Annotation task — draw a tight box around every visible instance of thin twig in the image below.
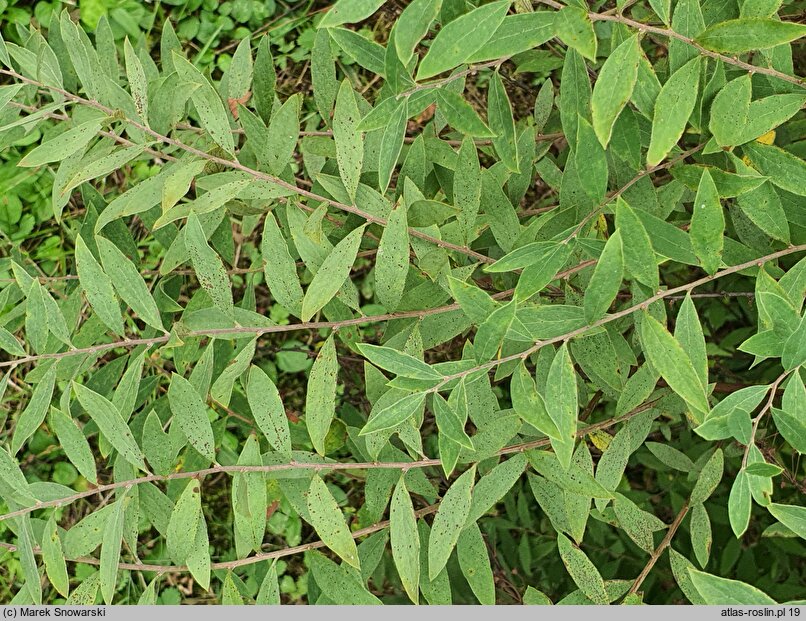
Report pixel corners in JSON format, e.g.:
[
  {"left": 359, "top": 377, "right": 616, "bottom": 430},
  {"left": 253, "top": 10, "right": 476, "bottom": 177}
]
[{"left": 626, "top": 500, "right": 691, "bottom": 597}]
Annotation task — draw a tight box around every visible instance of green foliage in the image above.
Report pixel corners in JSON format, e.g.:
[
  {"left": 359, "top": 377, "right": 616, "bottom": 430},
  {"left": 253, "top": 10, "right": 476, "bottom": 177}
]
[{"left": 0, "top": 0, "right": 804, "bottom": 607}]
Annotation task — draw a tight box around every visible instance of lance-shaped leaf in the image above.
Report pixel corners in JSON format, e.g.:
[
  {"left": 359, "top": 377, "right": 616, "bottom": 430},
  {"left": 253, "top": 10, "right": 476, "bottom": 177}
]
[
  {"left": 357, "top": 343, "right": 441, "bottom": 380},
  {"left": 185, "top": 211, "right": 234, "bottom": 317},
  {"left": 171, "top": 53, "right": 235, "bottom": 154},
  {"left": 742, "top": 142, "right": 806, "bottom": 197},
  {"left": 514, "top": 242, "right": 574, "bottom": 301},
  {"left": 695, "top": 18, "right": 806, "bottom": 54},
  {"left": 247, "top": 365, "right": 292, "bottom": 458},
  {"left": 319, "top": 0, "right": 386, "bottom": 28},
  {"left": 75, "top": 234, "right": 124, "bottom": 335},
  {"left": 100, "top": 493, "right": 127, "bottom": 604},
  {"left": 583, "top": 230, "right": 624, "bottom": 324},
  {"left": 19, "top": 117, "right": 103, "bottom": 167},
  {"left": 675, "top": 294, "right": 708, "bottom": 390},
  {"left": 395, "top": 0, "right": 442, "bottom": 65},
  {"left": 390, "top": 476, "right": 420, "bottom": 604},
  {"left": 210, "top": 336, "right": 256, "bottom": 407},
  {"left": 375, "top": 202, "right": 410, "bottom": 312},
  {"left": 554, "top": 6, "right": 597, "bottom": 61},
  {"left": 457, "top": 522, "right": 495, "bottom": 604},
  {"left": 640, "top": 312, "right": 710, "bottom": 420},
  {"left": 0, "top": 447, "right": 36, "bottom": 506},
  {"left": 488, "top": 72, "right": 519, "bottom": 172},
  {"left": 301, "top": 224, "right": 366, "bottom": 321},
  {"left": 96, "top": 236, "right": 163, "bottom": 331},
  {"left": 333, "top": 80, "right": 363, "bottom": 200},
  {"left": 557, "top": 533, "right": 608, "bottom": 605},
  {"left": 614, "top": 198, "right": 658, "bottom": 290},
  {"left": 646, "top": 57, "right": 701, "bottom": 167},
  {"left": 688, "top": 568, "right": 777, "bottom": 604},
  {"left": 728, "top": 470, "right": 752, "bottom": 538},
  {"left": 49, "top": 407, "right": 97, "bottom": 484},
  {"left": 12, "top": 363, "right": 56, "bottom": 455},
  {"left": 261, "top": 214, "right": 304, "bottom": 317},
  {"left": 767, "top": 503, "right": 806, "bottom": 540},
  {"left": 361, "top": 391, "right": 427, "bottom": 436},
  {"left": 455, "top": 137, "right": 482, "bottom": 244},
  {"left": 266, "top": 94, "right": 301, "bottom": 175},
  {"left": 433, "top": 393, "right": 473, "bottom": 450},
  {"left": 545, "top": 344, "right": 578, "bottom": 469},
  {"left": 166, "top": 481, "right": 202, "bottom": 563},
  {"left": 428, "top": 465, "right": 476, "bottom": 580},
  {"left": 691, "top": 448, "right": 724, "bottom": 505},
  {"left": 416, "top": 1, "right": 509, "bottom": 79},
  {"left": 378, "top": 99, "right": 408, "bottom": 195},
  {"left": 591, "top": 35, "right": 641, "bottom": 148},
  {"left": 306, "top": 474, "right": 360, "bottom": 569},
  {"left": 690, "top": 169, "right": 724, "bottom": 275},
  {"left": 42, "top": 516, "right": 69, "bottom": 598},
  {"left": 167, "top": 373, "right": 216, "bottom": 463},
  {"left": 510, "top": 363, "right": 561, "bottom": 438},
  {"left": 474, "top": 299, "right": 517, "bottom": 362},
  {"left": 73, "top": 383, "right": 146, "bottom": 471},
  {"left": 306, "top": 335, "right": 338, "bottom": 456},
  {"left": 467, "top": 453, "right": 528, "bottom": 524},
  {"left": 437, "top": 89, "right": 494, "bottom": 138}
]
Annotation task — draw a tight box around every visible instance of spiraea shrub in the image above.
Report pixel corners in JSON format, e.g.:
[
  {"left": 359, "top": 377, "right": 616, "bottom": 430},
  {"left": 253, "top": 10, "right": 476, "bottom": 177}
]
[{"left": 0, "top": 0, "right": 805, "bottom": 606}]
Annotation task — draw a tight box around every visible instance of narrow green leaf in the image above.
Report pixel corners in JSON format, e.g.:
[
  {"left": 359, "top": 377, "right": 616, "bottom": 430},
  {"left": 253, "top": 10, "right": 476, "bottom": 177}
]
[
  {"left": 695, "top": 18, "right": 806, "bottom": 53},
  {"left": 591, "top": 35, "right": 640, "bottom": 147},
  {"left": 100, "top": 494, "right": 126, "bottom": 604},
  {"left": 646, "top": 57, "right": 701, "bottom": 167},
  {"left": 545, "top": 344, "right": 578, "bottom": 469},
  {"left": 689, "top": 502, "right": 712, "bottom": 567},
  {"left": 510, "top": 364, "right": 561, "bottom": 438},
  {"left": 171, "top": 53, "right": 235, "bottom": 154},
  {"left": 436, "top": 89, "right": 494, "bottom": 137},
  {"left": 11, "top": 364, "right": 56, "bottom": 455},
  {"left": 185, "top": 211, "right": 234, "bottom": 317},
  {"left": 306, "top": 474, "right": 360, "bottom": 569},
  {"left": 474, "top": 299, "right": 517, "bottom": 362},
  {"left": 319, "top": 0, "right": 386, "bottom": 28},
  {"left": 166, "top": 480, "right": 202, "bottom": 563},
  {"left": 675, "top": 294, "right": 708, "bottom": 390},
  {"left": 615, "top": 198, "right": 658, "bottom": 290},
  {"left": 42, "top": 516, "right": 69, "bottom": 598},
  {"left": 555, "top": 6, "right": 597, "bottom": 61},
  {"left": 333, "top": 80, "right": 363, "bottom": 201},
  {"left": 261, "top": 214, "right": 304, "bottom": 317},
  {"left": 375, "top": 202, "right": 410, "bottom": 312},
  {"left": 729, "top": 470, "right": 752, "bottom": 538},
  {"left": 743, "top": 141, "right": 806, "bottom": 197},
  {"left": 49, "top": 407, "right": 97, "bottom": 485},
  {"left": 467, "top": 453, "right": 527, "bottom": 523},
  {"left": 167, "top": 373, "right": 216, "bottom": 463},
  {"left": 19, "top": 118, "right": 102, "bottom": 167},
  {"left": 488, "top": 72, "right": 519, "bottom": 172},
  {"left": 301, "top": 224, "right": 366, "bottom": 322},
  {"left": 73, "top": 382, "right": 146, "bottom": 471},
  {"left": 306, "top": 335, "right": 338, "bottom": 455},
  {"left": 457, "top": 522, "right": 495, "bottom": 604},
  {"left": 640, "top": 312, "right": 709, "bottom": 420},
  {"left": 690, "top": 169, "right": 724, "bottom": 275},
  {"left": 688, "top": 568, "right": 777, "bottom": 604},
  {"left": 123, "top": 38, "right": 148, "bottom": 122},
  {"left": 691, "top": 449, "right": 724, "bottom": 505},
  {"left": 428, "top": 465, "right": 476, "bottom": 580},
  {"left": 583, "top": 230, "right": 624, "bottom": 324},
  {"left": 378, "top": 100, "right": 408, "bottom": 195},
  {"left": 358, "top": 343, "right": 441, "bottom": 380},
  {"left": 247, "top": 365, "right": 292, "bottom": 458},
  {"left": 416, "top": 1, "right": 509, "bottom": 79},
  {"left": 433, "top": 394, "right": 473, "bottom": 450},
  {"left": 390, "top": 477, "right": 420, "bottom": 604},
  {"left": 96, "top": 236, "right": 163, "bottom": 331},
  {"left": 767, "top": 503, "right": 806, "bottom": 541},
  {"left": 360, "top": 391, "right": 426, "bottom": 436},
  {"left": 557, "top": 533, "right": 608, "bottom": 605},
  {"left": 265, "top": 94, "right": 301, "bottom": 175},
  {"left": 75, "top": 234, "right": 124, "bottom": 335},
  {"left": 396, "top": 0, "right": 442, "bottom": 65}
]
